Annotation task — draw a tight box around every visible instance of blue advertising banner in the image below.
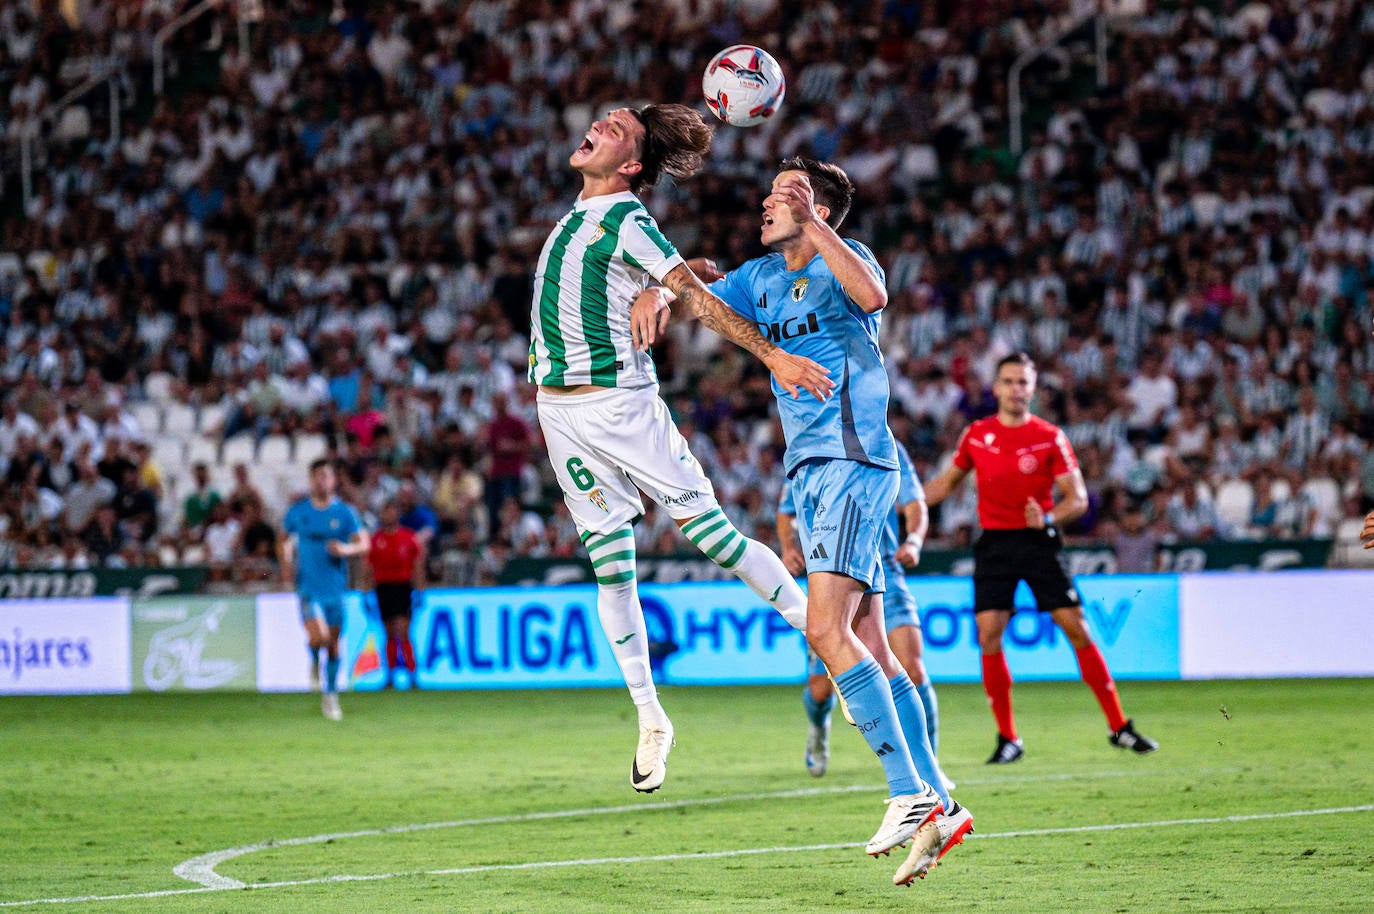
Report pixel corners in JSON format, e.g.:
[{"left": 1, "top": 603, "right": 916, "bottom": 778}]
[
  {"left": 341, "top": 575, "right": 1178, "bottom": 690},
  {"left": 916, "top": 574, "right": 1180, "bottom": 683},
  {"left": 342, "top": 582, "right": 806, "bottom": 690}
]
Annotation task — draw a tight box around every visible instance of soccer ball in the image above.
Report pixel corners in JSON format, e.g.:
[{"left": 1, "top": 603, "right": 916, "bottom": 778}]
[{"left": 702, "top": 45, "right": 785, "bottom": 127}]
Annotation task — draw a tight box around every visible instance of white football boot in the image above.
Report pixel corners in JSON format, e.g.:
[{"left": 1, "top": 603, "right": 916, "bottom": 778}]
[
  {"left": 893, "top": 800, "right": 975, "bottom": 884},
  {"left": 631, "top": 720, "right": 674, "bottom": 793},
  {"left": 865, "top": 785, "right": 943, "bottom": 856}
]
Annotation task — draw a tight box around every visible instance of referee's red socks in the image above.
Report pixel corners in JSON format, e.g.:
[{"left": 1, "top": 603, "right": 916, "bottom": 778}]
[
  {"left": 1074, "top": 644, "right": 1128, "bottom": 732},
  {"left": 980, "top": 652, "right": 1018, "bottom": 740}
]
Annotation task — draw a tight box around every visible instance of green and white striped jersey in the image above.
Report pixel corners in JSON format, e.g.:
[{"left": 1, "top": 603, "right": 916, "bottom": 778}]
[{"left": 528, "top": 191, "right": 684, "bottom": 388}]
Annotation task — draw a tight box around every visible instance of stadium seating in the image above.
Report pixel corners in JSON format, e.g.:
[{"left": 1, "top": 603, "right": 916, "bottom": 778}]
[{"left": 1, "top": 0, "right": 1370, "bottom": 577}]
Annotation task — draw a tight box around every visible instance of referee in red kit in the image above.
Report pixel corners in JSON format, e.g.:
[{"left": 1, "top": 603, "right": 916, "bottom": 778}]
[
  {"left": 367, "top": 500, "right": 425, "bottom": 689},
  {"left": 923, "top": 352, "right": 1157, "bottom": 763}
]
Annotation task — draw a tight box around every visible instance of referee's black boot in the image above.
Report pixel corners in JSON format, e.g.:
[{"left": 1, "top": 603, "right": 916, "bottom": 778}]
[
  {"left": 1110, "top": 720, "right": 1159, "bottom": 754},
  {"left": 985, "top": 734, "right": 1024, "bottom": 764}
]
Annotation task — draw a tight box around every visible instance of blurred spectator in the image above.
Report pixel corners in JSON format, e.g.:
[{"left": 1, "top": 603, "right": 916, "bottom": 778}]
[
  {"left": 203, "top": 502, "right": 241, "bottom": 578},
  {"left": 182, "top": 463, "right": 222, "bottom": 535},
  {"left": 1112, "top": 507, "right": 1160, "bottom": 573},
  {"left": 396, "top": 480, "right": 437, "bottom": 551},
  {"left": 482, "top": 391, "right": 531, "bottom": 533},
  {"left": 113, "top": 464, "right": 158, "bottom": 546},
  {"left": 236, "top": 497, "right": 277, "bottom": 581},
  {"left": 64, "top": 460, "right": 115, "bottom": 535},
  {"left": 1165, "top": 479, "right": 1220, "bottom": 541},
  {"left": 82, "top": 505, "right": 124, "bottom": 566}
]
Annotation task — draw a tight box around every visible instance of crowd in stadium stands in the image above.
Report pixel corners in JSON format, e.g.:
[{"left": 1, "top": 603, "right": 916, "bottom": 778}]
[{"left": 1, "top": 0, "right": 1373, "bottom": 580}]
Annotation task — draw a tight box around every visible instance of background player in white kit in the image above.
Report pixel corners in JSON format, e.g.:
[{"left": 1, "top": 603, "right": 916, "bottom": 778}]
[{"left": 529, "top": 103, "right": 833, "bottom": 793}]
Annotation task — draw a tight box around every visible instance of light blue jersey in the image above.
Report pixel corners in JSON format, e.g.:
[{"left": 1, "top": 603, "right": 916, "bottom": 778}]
[
  {"left": 709, "top": 241, "right": 896, "bottom": 475},
  {"left": 283, "top": 497, "right": 362, "bottom": 606}
]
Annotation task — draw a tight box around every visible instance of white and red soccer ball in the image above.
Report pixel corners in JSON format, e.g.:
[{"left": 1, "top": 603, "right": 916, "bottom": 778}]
[{"left": 702, "top": 45, "right": 785, "bottom": 127}]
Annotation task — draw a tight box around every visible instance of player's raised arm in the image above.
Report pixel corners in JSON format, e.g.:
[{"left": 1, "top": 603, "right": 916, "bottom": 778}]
[
  {"left": 660, "top": 262, "right": 835, "bottom": 400},
  {"left": 630, "top": 258, "right": 724, "bottom": 350},
  {"left": 771, "top": 172, "right": 887, "bottom": 313}
]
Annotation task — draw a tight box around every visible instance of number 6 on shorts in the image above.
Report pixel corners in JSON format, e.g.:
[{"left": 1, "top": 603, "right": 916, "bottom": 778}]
[{"left": 566, "top": 457, "right": 595, "bottom": 491}]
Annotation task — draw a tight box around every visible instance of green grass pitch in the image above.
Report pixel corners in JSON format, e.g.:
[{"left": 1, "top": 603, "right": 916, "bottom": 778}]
[{"left": 3, "top": 678, "right": 1371, "bottom": 913}]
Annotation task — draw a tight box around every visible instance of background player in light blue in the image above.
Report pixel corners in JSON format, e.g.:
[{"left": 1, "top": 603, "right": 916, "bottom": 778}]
[
  {"left": 777, "top": 442, "right": 953, "bottom": 792},
  {"left": 279, "top": 458, "right": 369, "bottom": 720},
  {"left": 637, "top": 157, "right": 972, "bottom": 881}
]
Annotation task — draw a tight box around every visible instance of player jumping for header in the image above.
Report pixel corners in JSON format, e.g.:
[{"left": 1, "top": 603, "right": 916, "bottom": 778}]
[
  {"left": 636, "top": 157, "right": 972, "bottom": 884},
  {"left": 530, "top": 104, "right": 831, "bottom": 794}
]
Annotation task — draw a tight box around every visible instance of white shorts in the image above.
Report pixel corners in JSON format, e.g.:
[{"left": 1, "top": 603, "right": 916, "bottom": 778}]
[{"left": 537, "top": 385, "right": 718, "bottom": 538}]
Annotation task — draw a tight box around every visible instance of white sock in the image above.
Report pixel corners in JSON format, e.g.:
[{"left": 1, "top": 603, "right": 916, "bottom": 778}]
[
  {"left": 681, "top": 507, "right": 807, "bottom": 631},
  {"left": 586, "top": 527, "right": 666, "bottom": 726}
]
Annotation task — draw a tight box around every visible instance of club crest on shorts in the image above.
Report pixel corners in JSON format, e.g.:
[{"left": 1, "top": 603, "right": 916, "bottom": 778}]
[
  {"left": 791, "top": 277, "right": 809, "bottom": 302},
  {"left": 587, "top": 488, "right": 609, "bottom": 512}
]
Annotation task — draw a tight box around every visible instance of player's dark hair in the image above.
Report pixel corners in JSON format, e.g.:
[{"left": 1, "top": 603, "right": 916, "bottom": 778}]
[
  {"left": 308, "top": 457, "right": 332, "bottom": 474},
  {"left": 777, "top": 156, "right": 854, "bottom": 228},
  {"left": 629, "top": 104, "right": 713, "bottom": 191},
  {"left": 996, "top": 352, "right": 1037, "bottom": 374}
]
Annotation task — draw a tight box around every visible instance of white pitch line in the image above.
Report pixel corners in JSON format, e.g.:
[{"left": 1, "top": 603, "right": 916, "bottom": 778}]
[
  {"left": 171, "top": 764, "right": 1243, "bottom": 890},
  {"left": 3, "top": 804, "right": 1371, "bottom": 909},
  {"left": 172, "top": 783, "right": 878, "bottom": 889}
]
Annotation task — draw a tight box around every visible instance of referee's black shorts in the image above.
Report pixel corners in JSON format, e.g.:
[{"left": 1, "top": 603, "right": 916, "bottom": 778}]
[
  {"left": 972, "top": 528, "right": 1082, "bottom": 613},
  {"left": 374, "top": 582, "right": 414, "bottom": 620}
]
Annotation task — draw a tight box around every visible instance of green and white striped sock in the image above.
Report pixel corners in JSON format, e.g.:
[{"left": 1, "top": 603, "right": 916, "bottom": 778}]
[
  {"left": 680, "top": 507, "right": 749, "bottom": 569},
  {"left": 680, "top": 507, "right": 808, "bottom": 631},
  {"left": 585, "top": 527, "right": 637, "bottom": 586}
]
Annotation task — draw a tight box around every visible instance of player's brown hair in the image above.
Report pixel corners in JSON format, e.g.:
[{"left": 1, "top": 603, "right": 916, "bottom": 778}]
[
  {"left": 777, "top": 156, "right": 855, "bottom": 228},
  {"left": 629, "top": 104, "right": 714, "bottom": 191}
]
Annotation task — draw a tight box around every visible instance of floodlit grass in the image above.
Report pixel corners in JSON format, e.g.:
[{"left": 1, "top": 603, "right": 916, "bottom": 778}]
[{"left": 3, "top": 679, "right": 1371, "bottom": 912}]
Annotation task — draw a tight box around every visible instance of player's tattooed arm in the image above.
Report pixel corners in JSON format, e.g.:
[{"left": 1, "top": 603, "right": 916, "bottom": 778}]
[
  {"left": 661, "top": 263, "right": 835, "bottom": 400},
  {"left": 631, "top": 259, "right": 725, "bottom": 350},
  {"left": 661, "top": 263, "right": 773, "bottom": 360}
]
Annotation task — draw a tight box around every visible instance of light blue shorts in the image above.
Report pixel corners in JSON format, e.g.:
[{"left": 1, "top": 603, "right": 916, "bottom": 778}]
[
  {"left": 299, "top": 593, "right": 344, "bottom": 629},
  {"left": 791, "top": 458, "right": 898, "bottom": 593},
  {"left": 881, "top": 556, "right": 920, "bottom": 633}
]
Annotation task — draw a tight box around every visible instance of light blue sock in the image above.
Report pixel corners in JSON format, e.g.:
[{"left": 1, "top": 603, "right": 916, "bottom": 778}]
[
  {"left": 325, "top": 656, "right": 340, "bottom": 694},
  {"left": 833, "top": 656, "right": 919, "bottom": 797},
  {"left": 890, "top": 674, "right": 950, "bottom": 809},
  {"left": 915, "top": 681, "right": 940, "bottom": 751},
  {"left": 803, "top": 688, "right": 835, "bottom": 728}
]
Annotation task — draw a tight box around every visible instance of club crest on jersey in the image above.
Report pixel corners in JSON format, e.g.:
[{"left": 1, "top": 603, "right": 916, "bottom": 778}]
[
  {"left": 1018, "top": 454, "right": 1039, "bottom": 474},
  {"left": 329, "top": 518, "right": 339, "bottom": 530},
  {"left": 587, "top": 488, "right": 609, "bottom": 512},
  {"left": 791, "top": 277, "right": 809, "bottom": 302},
  {"left": 983, "top": 433, "right": 996, "bottom": 445},
  {"left": 588, "top": 224, "right": 606, "bottom": 245}
]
